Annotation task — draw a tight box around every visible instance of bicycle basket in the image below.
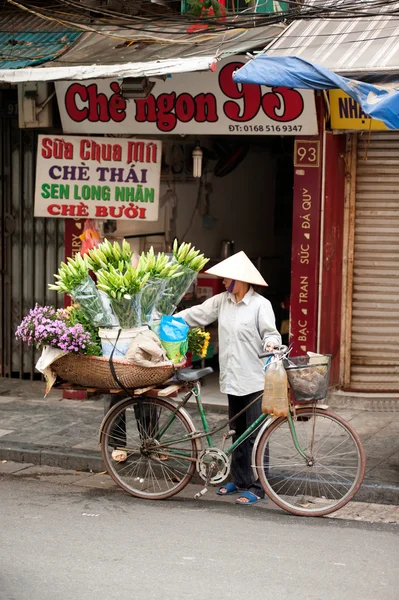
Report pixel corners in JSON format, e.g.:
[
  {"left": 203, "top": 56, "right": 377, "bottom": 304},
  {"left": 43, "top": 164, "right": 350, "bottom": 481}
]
[{"left": 283, "top": 355, "right": 331, "bottom": 403}]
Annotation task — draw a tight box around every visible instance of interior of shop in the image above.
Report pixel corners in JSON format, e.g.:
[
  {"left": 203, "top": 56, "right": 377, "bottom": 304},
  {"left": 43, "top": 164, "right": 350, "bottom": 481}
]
[{"left": 113, "top": 135, "right": 294, "bottom": 381}]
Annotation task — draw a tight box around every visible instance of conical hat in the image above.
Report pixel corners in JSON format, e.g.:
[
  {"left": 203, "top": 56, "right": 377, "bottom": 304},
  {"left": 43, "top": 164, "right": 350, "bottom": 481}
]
[{"left": 205, "top": 251, "right": 268, "bottom": 286}]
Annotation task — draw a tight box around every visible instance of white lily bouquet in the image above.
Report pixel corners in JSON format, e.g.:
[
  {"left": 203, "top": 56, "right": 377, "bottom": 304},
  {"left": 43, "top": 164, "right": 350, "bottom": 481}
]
[
  {"left": 49, "top": 239, "right": 210, "bottom": 330},
  {"left": 155, "top": 241, "right": 209, "bottom": 316}
]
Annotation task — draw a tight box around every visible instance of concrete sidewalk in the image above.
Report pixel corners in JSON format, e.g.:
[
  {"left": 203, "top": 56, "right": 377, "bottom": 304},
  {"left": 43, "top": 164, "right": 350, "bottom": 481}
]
[{"left": 0, "top": 376, "right": 398, "bottom": 505}]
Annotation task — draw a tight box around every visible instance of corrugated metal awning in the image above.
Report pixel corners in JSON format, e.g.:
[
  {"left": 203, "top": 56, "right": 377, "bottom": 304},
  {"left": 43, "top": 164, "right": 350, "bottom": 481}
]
[
  {"left": 0, "top": 12, "right": 81, "bottom": 69},
  {"left": 264, "top": 1, "right": 399, "bottom": 77},
  {"left": 0, "top": 20, "right": 285, "bottom": 82}
]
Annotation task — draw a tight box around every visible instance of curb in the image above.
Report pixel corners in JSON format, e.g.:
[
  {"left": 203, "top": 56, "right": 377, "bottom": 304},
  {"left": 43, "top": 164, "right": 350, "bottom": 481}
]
[
  {"left": 1, "top": 440, "right": 398, "bottom": 506},
  {"left": 328, "top": 392, "right": 399, "bottom": 411},
  {"left": 0, "top": 441, "right": 103, "bottom": 473}
]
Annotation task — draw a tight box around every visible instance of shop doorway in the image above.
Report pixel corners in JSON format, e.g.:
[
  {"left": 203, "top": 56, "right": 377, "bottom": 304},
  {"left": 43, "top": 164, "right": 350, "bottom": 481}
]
[{"left": 164, "top": 134, "right": 295, "bottom": 371}]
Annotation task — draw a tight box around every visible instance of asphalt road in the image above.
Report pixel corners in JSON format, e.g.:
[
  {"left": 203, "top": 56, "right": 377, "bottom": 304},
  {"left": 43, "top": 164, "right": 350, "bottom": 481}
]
[{"left": 1, "top": 475, "right": 398, "bottom": 600}]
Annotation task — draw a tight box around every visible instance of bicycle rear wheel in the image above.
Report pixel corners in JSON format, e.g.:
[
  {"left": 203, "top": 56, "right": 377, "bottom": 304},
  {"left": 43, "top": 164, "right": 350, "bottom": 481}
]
[
  {"left": 255, "top": 408, "right": 365, "bottom": 516},
  {"left": 101, "top": 397, "right": 198, "bottom": 500}
]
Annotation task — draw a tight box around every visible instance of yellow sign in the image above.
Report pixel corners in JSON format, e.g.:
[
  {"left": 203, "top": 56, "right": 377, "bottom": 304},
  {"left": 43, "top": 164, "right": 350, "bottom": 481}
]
[{"left": 329, "top": 90, "right": 388, "bottom": 131}]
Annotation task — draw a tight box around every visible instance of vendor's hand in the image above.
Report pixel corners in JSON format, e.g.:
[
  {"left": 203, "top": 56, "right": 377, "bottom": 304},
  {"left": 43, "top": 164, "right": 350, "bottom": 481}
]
[{"left": 265, "top": 342, "right": 275, "bottom": 353}]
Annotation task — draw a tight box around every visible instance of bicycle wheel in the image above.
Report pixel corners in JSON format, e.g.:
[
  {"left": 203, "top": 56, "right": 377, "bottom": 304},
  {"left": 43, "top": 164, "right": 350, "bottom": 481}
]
[
  {"left": 255, "top": 408, "right": 366, "bottom": 517},
  {"left": 101, "top": 397, "right": 198, "bottom": 500}
]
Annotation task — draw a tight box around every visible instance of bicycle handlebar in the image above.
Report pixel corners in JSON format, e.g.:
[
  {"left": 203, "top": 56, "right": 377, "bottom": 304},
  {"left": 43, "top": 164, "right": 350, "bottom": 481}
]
[
  {"left": 258, "top": 345, "right": 289, "bottom": 359},
  {"left": 258, "top": 351, "right": 274, "bottom": 359}
]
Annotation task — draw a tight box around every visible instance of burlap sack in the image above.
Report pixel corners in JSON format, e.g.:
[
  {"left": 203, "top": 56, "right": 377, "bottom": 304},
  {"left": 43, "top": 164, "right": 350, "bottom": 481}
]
[{"left": 125, "top": 330, "right": 173, "bottom": 368}]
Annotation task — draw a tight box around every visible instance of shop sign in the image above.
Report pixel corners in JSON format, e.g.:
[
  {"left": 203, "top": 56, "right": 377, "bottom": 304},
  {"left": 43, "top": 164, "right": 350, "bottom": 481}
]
[
  {"left": 329, "top": 89, "right": 389, "bottom": 131},
  {"left": 290, "top": 138, "right": 322, "bottom": 355},
  {"left": 34, "top": 135, "right": 162, "bottom": 221},
  {"left": 55, "top": 57, "right": 318, "bottom": 136}
]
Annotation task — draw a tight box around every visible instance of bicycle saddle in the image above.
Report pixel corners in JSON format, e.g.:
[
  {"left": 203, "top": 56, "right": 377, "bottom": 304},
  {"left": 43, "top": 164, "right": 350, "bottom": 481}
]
[{"left": 176, "top": 367, "right": 214, "bottom": 382}]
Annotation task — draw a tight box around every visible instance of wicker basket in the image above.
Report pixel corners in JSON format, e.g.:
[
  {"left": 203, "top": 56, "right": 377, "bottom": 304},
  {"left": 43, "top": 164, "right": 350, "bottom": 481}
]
[
  {"left": 284, "top": 355, "right": 331, "bottom": 403},
  {"left": 51, "top": 353, "right": 182, "bottom": 389}
]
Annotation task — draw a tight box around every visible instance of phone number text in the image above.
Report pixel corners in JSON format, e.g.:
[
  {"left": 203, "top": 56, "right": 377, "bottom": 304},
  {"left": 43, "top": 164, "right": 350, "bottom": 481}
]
[{"left": 228, "top": 124, "right": 303, "bottom": 133}]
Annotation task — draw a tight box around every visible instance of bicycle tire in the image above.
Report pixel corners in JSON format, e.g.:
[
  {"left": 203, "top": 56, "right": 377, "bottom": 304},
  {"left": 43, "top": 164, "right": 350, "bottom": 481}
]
[
  {"left": 255, "top": 408, "right": 366, "bottom": 517},
  {"left": 100, "top": 396, "right": 198, "bottom": 500}
]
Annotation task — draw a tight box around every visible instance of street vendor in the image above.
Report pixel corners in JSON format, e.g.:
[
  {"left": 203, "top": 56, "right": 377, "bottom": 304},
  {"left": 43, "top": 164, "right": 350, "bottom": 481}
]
[{"left": 177, "top": 251, "right": 281, "bottom": 505}]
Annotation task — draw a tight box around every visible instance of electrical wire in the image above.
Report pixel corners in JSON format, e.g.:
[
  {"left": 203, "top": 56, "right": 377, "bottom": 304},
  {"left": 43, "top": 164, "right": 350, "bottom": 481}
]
[
  {"left": 5, "top": 0, "right": 399, "bottom": 49},
  {"left": 12, "top": 0, "right": 399, "bottom": 31}
]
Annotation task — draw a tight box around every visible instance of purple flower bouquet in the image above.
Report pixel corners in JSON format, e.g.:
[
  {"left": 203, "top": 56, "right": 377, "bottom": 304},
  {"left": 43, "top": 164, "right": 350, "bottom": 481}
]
[{"left": 15, "top": 304, "right": 94, "bottom": 354}]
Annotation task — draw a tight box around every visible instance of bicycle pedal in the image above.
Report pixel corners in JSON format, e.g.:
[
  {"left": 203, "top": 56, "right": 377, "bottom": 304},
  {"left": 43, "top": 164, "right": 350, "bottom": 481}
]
[{"left": 194, "top": 487, "right": 208, "bottom": 499}]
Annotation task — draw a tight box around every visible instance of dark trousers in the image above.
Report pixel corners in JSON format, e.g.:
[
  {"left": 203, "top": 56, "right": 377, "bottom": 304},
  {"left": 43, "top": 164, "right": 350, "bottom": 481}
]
[
  {"left": 228, "top": 391, "right": 265, "bottom": 497},
  {"left": 104, "top": 395, "right": 158, "bottom": 448}
]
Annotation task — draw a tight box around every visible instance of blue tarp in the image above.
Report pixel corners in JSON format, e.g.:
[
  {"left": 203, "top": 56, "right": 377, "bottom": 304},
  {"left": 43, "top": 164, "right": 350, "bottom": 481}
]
[
  {"left": 0, "top": 31, "right": 81, "bottom": 69},
  {"left": 233, "top": 56, "right": 399, "bottom": 130}
]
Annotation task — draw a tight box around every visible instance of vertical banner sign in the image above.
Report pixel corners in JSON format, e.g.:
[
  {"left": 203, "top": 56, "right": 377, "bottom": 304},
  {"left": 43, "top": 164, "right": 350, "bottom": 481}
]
[
  {"left": 64, "top": 218, "right": 85, "bottom": 308},
  {"left": 34, "top": 135, "right": 162, "bottom": 221},
  {"left": 290, "top": 138, "right": 323, "bottom": 356},
  {"left": 64, "top": 218, "right": 85, "bottom": 261}
]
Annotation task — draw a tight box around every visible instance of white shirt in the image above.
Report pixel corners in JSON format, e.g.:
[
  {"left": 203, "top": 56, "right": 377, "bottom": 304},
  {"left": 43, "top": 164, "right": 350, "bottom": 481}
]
[{"left": 177, "top": 288, "right": 281, "bottom": 396}]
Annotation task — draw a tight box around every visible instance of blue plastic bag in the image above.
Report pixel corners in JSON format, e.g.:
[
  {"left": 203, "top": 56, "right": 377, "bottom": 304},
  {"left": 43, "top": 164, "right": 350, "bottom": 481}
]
[{"left": 159, "top": 316, "right": 189, "bottom": 363}]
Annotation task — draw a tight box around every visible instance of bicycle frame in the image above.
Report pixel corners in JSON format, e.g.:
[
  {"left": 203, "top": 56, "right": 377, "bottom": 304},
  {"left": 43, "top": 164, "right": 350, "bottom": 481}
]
[{"left": 154, "top": 380, "right": 311, "bottom": 464}]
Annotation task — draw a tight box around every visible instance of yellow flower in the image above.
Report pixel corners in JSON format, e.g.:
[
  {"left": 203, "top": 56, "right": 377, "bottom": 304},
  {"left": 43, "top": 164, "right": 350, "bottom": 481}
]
[
  {"left": 200, "top": 338, "right": 210, "bottom": 358},
  {"left": 188, "top": 327, "right": 211, "bottom": 357}
]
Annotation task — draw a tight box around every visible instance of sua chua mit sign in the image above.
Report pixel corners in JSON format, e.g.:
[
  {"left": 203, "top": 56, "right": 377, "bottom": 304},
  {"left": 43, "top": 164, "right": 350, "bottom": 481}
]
[{"left": 34, "top": 135, "right": 162, "bottom": 221}]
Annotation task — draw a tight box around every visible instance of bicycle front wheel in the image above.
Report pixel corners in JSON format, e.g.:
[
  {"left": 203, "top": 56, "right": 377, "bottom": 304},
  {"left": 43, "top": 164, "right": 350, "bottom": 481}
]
[
  {"left": 101, "top": 397, "right": 198, "bottom": 500},
  {"left": 255, "top": 408, "right": 365, "bottom": 517}
]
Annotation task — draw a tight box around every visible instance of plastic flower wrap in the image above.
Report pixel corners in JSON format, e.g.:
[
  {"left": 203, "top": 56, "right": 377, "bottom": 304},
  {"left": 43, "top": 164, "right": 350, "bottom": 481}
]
[
  {"left": 138, "top": 248, "right": 183, "bottom": 324},
  {"left": 49, "top": 253, "right": 112, "bottom": 327},
  {"left": 155, "top": 241, "right": 209, "bottom": 316},
  {"left": 96, "top": 265, "right": 149, "bottom": 329},
  {"left": 15, "top": 304, "right": 100, "bottom": 355},
  {"left": 187, "top": 328, "right": 211, "bottom": 359}
]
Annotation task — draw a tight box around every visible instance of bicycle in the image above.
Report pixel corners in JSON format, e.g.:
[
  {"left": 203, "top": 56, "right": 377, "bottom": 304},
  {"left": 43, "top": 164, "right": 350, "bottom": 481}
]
[{"left": 99, "top": 348, "right": 366, "bottom": 517}]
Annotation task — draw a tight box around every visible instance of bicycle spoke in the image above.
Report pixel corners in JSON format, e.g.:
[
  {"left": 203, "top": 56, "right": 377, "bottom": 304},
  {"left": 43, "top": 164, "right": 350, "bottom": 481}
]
[
  {"left": 102, "top": 398, "right": 197, "bottom": 499},
  {"left": 256, "top": 409, "right": 365, "bottom": 516}
]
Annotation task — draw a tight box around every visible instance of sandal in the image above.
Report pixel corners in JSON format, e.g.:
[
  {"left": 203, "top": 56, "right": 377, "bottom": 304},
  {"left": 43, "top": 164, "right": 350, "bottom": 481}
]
[
  {"left": 112, "top": 449, "right": 128, "bottom": 462},
  {"left": 217, "top": 482, "right": 245, "bottom": 496},
  {"left": 236, "top": 491, "right": 261, "bottom": 505}
]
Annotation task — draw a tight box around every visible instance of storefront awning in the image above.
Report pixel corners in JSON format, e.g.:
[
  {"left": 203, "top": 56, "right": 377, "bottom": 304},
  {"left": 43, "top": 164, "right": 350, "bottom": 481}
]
[
  {"left": 0, "top": 12, "right": 81, "bottom": 70},
  {"left": 233, "top": 1, "right": 399, "bottom": 130},
  {"left": 263, "top": 1, "right": 399, "bottom": 78},
  {"left": 0, "top": 21, "right": 285, "bottom": 83},
  {"left": 234, "top": 56, "right": 399, "bottom": 130}
]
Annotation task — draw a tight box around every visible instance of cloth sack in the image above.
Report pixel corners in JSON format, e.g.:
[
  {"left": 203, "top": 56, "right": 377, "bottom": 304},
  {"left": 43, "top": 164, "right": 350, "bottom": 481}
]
[{"left": 125, "top": 329, "right": 172, "bottom": 367}]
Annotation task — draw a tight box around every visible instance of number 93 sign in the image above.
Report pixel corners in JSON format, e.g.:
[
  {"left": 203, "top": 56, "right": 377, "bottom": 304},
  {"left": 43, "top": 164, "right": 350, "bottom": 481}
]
[{"left": 294, "top": 140, "right": 320, "bottom": 168}]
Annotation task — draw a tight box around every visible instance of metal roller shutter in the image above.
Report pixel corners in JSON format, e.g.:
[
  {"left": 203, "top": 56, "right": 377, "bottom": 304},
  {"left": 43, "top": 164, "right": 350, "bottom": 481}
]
[{"left": 351, "top": 132, "right": 399, "bottom": 391}]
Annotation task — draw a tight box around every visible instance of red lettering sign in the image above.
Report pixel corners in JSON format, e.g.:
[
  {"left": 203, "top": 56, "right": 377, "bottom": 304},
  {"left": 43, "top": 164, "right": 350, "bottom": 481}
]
[
  {"left": 290, "top": 137, "right": 323, "bottom": 356},
  {"left": 65, "top": 82, "right": 126, "bottom": 123},
  {"left": 63, "top": 64, "right": 306, "bottom": 130},
  {"left": 219, "top": 61, "right": 262, "bottom": 122}
]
